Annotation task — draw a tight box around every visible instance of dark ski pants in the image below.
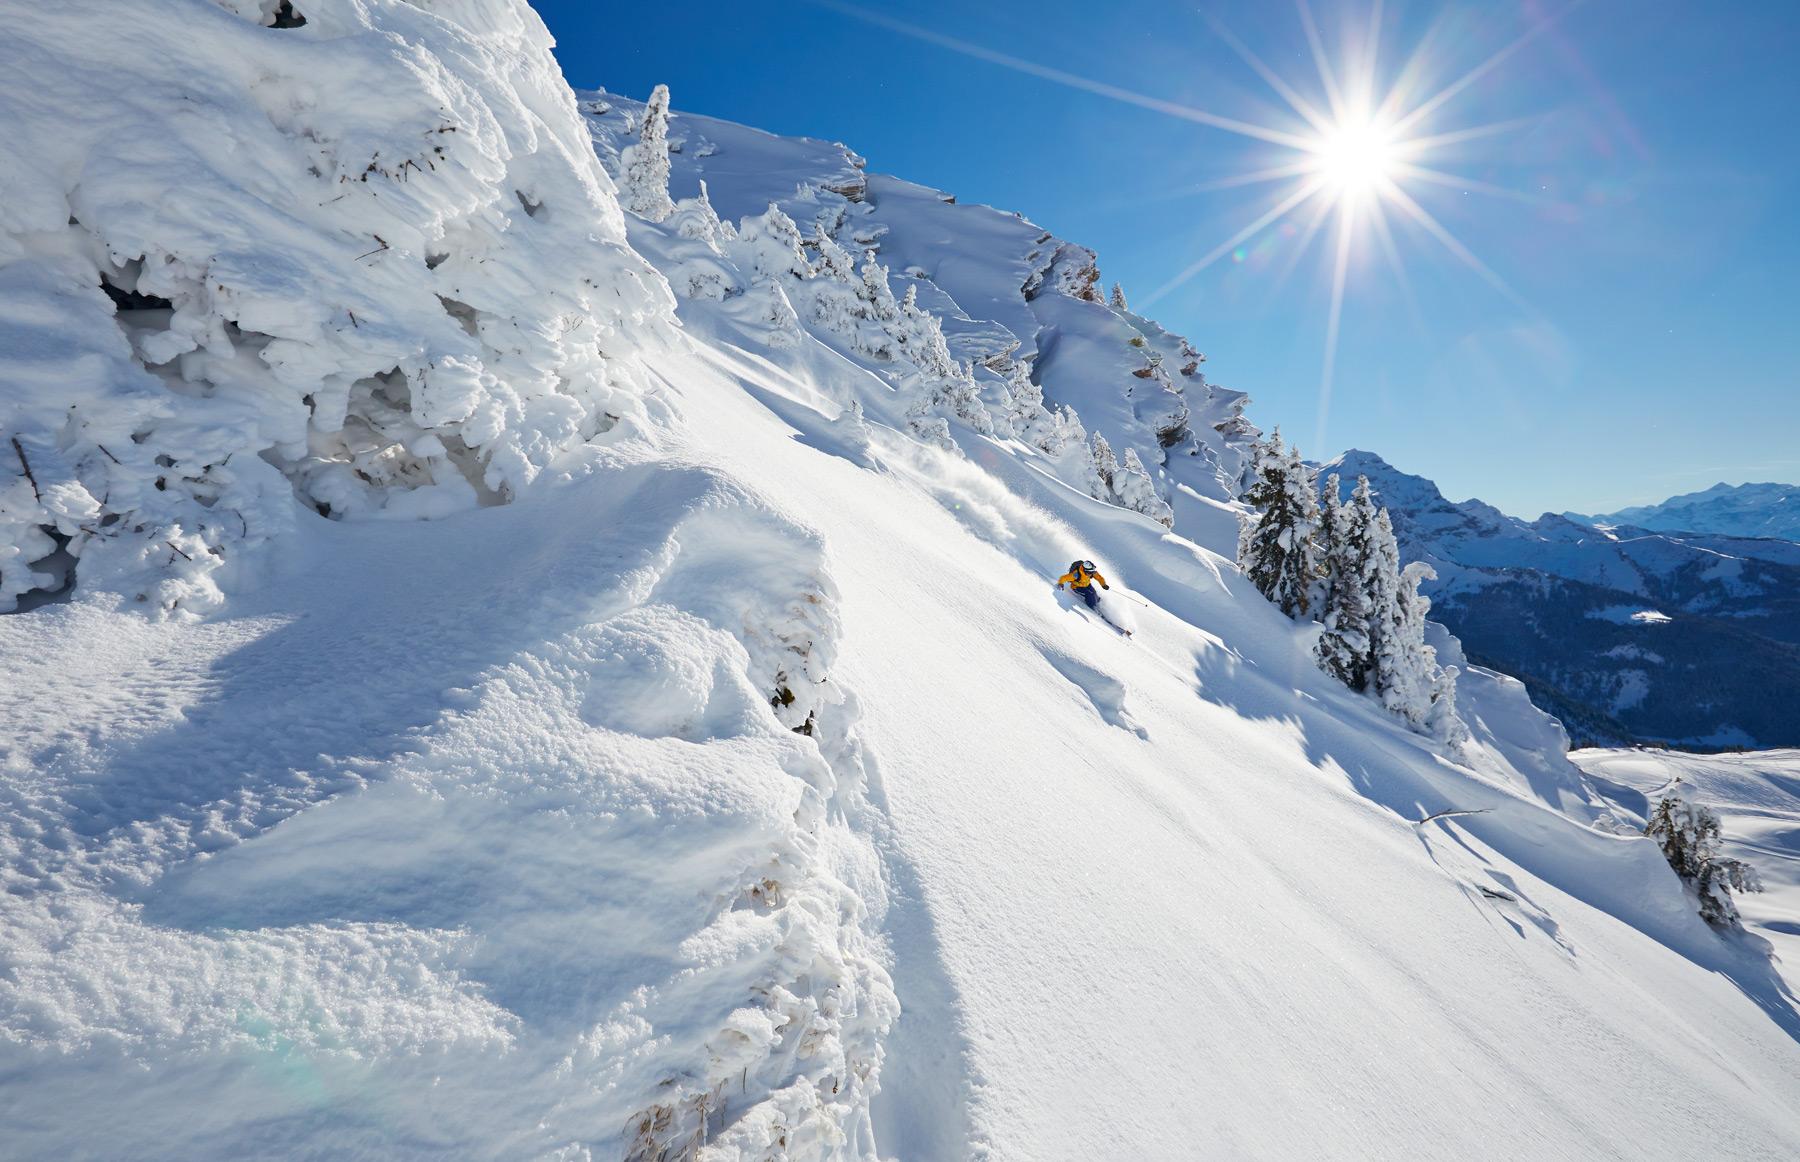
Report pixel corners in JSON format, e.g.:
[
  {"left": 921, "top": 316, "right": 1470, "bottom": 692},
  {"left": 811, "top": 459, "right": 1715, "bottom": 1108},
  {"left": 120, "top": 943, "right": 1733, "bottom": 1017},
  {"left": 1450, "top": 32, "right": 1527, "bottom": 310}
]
[{"left": 1077, "top": 584, "right": 1101, "bottom": 610}]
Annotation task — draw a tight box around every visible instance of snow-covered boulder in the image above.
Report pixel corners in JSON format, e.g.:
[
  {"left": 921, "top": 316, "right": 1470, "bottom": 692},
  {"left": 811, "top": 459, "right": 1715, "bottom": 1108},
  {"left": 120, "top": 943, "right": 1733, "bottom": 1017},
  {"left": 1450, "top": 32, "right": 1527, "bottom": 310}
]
[{"left": 0, "top": 0, "right": 672, "bottom": 615}]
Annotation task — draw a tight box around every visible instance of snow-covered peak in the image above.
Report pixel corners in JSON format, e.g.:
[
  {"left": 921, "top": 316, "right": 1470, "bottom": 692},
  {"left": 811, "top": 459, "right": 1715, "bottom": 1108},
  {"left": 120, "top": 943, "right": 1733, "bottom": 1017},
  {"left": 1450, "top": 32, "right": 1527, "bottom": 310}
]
[
  {"left": 1574, "top": 480, "right": 1800, "bottom": 543},
  {"left": 1319, "top": 447, "right": 1523, "bottom": 548}
]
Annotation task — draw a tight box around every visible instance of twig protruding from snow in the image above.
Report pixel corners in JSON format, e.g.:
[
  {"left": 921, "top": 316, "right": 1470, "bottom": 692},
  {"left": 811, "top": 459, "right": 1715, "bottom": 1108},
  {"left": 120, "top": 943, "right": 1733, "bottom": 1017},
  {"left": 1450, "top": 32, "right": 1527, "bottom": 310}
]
[
  {"left": 11, "top": 437, "right": 39, "bottom": 501},
  {"left": 1415, "top": 807, "right": 1492, "bottom": 826}
]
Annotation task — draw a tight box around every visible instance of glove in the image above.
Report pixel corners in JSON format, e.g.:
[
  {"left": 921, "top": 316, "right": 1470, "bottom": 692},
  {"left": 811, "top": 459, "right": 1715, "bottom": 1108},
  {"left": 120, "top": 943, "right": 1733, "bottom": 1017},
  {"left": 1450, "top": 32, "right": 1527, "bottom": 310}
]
[
  {"left": 1056, "top": 583, "right": 1065, "bottom": 590},
  {"left": 1102, "top": 584, "right": 1110, "bottom": 590}
]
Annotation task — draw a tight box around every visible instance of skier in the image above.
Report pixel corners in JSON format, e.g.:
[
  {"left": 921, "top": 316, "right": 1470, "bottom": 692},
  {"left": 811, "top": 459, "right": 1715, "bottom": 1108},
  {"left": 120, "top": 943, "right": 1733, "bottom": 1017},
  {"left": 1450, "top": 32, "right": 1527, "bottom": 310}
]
[{"left": 1056, "top": 559, "right": 1111, "bottom": 612}]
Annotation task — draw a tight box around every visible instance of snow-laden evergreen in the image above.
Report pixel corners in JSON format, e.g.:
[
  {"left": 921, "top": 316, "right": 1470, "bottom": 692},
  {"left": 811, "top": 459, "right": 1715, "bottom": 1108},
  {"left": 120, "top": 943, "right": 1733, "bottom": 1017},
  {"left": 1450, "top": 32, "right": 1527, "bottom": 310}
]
[
  {"left": 1314, "top": 473, "right": 1373, "bottom": 690},
  {"left": 999, "top": 358, "right": 1083, "bottom": 453},
  {"left": 1237, "top": 433, "right": 1323, "bottom": 619},
  {"left": 620, "top": 83, "right": 676, "bottom": 222},
  {"left": 1299, "top": 472, "right": 1465, "bottom": 741},
  {"left": 1645, "top": 785, "right": 1765, "bottom": 926},
  {"left": 1086, "top": 430, "right": 1122, "bottom": 504},
  {"left": 1381, "top": 561, "right": 1443, "bottom": 727},
  {"left": 1116, "top": 446, "right": 1174, "bottom": 528}
]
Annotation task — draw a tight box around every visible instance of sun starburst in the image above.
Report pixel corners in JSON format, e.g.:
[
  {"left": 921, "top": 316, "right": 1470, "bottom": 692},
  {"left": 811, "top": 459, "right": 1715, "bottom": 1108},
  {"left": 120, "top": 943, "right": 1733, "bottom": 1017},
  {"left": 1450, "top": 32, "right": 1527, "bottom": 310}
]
[
  {"left": 1309, "top": 114, "right": 1402, "bottom": 200},
  {"left": 811, "top": 0, "right": 1570, "bottom": 445}
]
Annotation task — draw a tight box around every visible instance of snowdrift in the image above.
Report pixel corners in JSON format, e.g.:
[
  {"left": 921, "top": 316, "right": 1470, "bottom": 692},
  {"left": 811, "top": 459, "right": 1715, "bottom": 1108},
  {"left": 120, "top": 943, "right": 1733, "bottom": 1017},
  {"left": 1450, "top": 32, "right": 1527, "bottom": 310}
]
[{"left": 2, "top": 5, "right": 1798, "bottom": 1159}]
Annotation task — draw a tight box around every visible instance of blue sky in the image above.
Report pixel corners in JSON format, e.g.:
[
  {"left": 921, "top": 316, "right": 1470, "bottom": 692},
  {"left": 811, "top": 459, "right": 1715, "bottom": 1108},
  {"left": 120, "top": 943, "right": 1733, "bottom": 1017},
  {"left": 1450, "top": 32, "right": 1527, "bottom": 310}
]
[{"left": 536, "top": 0, "right": 1799, "bottom": 517}]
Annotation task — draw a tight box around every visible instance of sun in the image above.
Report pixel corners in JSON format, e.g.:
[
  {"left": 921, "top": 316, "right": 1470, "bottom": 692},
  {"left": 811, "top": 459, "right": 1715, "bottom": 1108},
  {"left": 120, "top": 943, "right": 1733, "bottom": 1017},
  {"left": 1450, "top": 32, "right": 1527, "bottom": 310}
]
[{"left": 1309, "top": 114, "right": 1401, "bottom": 202}]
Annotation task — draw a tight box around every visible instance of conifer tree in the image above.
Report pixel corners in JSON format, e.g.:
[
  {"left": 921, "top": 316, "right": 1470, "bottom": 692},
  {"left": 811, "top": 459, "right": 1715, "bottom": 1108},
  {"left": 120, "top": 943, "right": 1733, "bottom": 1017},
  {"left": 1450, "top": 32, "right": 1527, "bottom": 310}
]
[
  {"left": 1363, "top": 503, "right": 1404, "bottom": 688},
  {"left": 1315, "top": 473, "right": 1342, "bottom": 610},
  {"left": 805, "top": 223, "right": 858, "bottom": 282},
  {"left": 731, "top": 204, "right": 808, "bottom": 345},
  {"left": 1378, "top": 561, "right": 1439, "bottom": 726},
  {"left": 1000, "top": 360, "right": 1061, "bottom": 449},
  {"left": 1426, "top": 664, "right": 1468, "bottom": 749},
  {"left": 1236, "top": 430, "right": 1279, "bottom": 501},
  {"left": 1315, "top": 473, "right": 1374, "bottom": 689},
  {"left": 1109, "top": 282, "right": 1129, "bottom": 312},
  {"left": 858, "top": 252, "right": 900, "bottom": 321},
  {"left": 1645, "top": 786, "right": 1764, "bottom": 927},
  {"left": 736, "top": 203, "right": 811, "bottom": 281},
  {"left": 621, "top": 84, "right": 675, "bottom": 222},
  {"left": 1087, "top": 432, "right": 1120, "bottom": 502},
  {"left": 1116, "top": 446, "right": 1175, "bottom": 528},
  {"left": 1238, "top": 439, "right": 1322, "bottom": 618},
  {"left": 669, "top": 180, "right": 733, "bottom": 249}
]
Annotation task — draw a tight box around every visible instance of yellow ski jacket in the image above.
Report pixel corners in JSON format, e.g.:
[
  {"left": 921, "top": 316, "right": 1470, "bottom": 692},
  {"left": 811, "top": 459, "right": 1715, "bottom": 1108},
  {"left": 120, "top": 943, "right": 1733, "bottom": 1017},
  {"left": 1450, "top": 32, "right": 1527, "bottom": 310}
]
[{"left": 1057, "top": 565, "right": 1107, "bottom": 590}]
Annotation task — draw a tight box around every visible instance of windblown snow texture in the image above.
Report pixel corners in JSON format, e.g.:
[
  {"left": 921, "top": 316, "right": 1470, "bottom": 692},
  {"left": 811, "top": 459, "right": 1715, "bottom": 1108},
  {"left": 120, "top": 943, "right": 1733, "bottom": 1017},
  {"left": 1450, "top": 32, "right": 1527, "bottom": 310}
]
[{"left": 2, "top": 7, "right": 1799, "bottom": 1160}]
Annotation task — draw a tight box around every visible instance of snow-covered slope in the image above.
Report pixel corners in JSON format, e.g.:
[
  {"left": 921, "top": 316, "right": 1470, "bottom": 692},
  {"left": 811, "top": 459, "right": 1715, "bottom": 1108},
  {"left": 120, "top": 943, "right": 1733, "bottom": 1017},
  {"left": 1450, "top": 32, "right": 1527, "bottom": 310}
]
[
  {"left": 1576, "top": 482, "right": 1800, "bottom": 543},
  {"left": 3, "top": 8, "right": 1800, "bottom": 1159},
  {"left": 1324, "top": 450, "right": 1800, "bottom": 749}
]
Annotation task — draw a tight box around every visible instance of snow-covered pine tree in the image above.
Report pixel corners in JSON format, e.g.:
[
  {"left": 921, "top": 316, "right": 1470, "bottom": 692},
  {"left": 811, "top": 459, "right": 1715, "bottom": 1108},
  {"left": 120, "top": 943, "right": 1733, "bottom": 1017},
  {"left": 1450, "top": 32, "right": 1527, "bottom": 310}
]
[
  {"left": 857, "top": 251, "right": 901, "bottom": 322},
  {"left": 905, "top": 401, "right": 955, "bottom": 450},
  {"left": 1238, "top": 439, "right": 1322, "bottom": 619},
  {"left": 620, "top": 84, "right": 675, "bottom": 222},
  {"left": 663, "top": 181, "right": 738, "bottom": 300},
  {"left": 1236, "top": 428, "right": 1281, "bottom": 501},
  {"left": 1087, "top": 432, "right": 1120, "bottom": 502},
  {"left": 736, "top": 203, "right": 811, "bottom": 281},
  {"left": 1314, "top": 473, "right": 1374, "bottom": 690},
  {"left": 1426, "top": 663, "right": 1468, "bottom": 750},
  {"left": 669, "top": 180, "right": 731, "bottom": 247},
  {"left": 1109, "top": 282, "right": 1129, "bottom": 312},
  {"left": 730, "top": 203, "right": 808, "bottom": 345},
  {"left": 1362, "top": 502, "right": 1404, "bottom": 691},
  {"left": 1377, "top": 561, "right": 1439, "bottom": 726},
  {"left": 1645, "top": 786, "right": 1765, "bottom": 927},
  {"left": 1115, "top": 447, "right": 1175, "bottom": 528},
  {"left": 1314, "top": 472, "right": 1341, "bottom": 611},
  {"left": 808, "top": 223, "right": 858, "bottom": 282},
  {"left": 1051, "top": 405, "right": 1088, "bottom": 453},
  {"left": 1000, "top": 361, "right": 1082, "bottom": 454}
]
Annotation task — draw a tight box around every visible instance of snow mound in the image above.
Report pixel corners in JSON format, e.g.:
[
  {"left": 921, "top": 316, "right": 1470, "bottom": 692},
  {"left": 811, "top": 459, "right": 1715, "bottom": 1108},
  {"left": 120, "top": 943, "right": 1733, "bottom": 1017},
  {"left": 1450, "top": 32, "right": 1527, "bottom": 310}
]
[{"left": 1, "top": 462, "right": 894, "bottom": 1159}]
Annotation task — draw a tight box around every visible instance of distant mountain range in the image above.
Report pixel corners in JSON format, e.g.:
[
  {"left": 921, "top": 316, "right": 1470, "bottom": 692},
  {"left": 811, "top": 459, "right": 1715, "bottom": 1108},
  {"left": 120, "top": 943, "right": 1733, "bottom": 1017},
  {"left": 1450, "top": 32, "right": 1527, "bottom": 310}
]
[
  {"left": 1570, "top": 481, "right": 1800, "bottom": 543},
  {"left": 1322, "top": 451, "right": 1800, "bottom": 749}
]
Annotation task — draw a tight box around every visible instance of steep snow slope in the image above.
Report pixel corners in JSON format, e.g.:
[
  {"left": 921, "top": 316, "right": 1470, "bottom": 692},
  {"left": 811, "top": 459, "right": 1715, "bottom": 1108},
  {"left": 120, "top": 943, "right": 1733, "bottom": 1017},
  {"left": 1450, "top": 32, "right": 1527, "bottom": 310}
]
[
  {"left": 4, "top": 11, "right": 1800, "bottom": 1161},
  {"left": 1324, "top": 450, "right": 1800, "bottom": 748},
  {"left": 1577, "top": 482, "right": 1800, "bottom": 543}
]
